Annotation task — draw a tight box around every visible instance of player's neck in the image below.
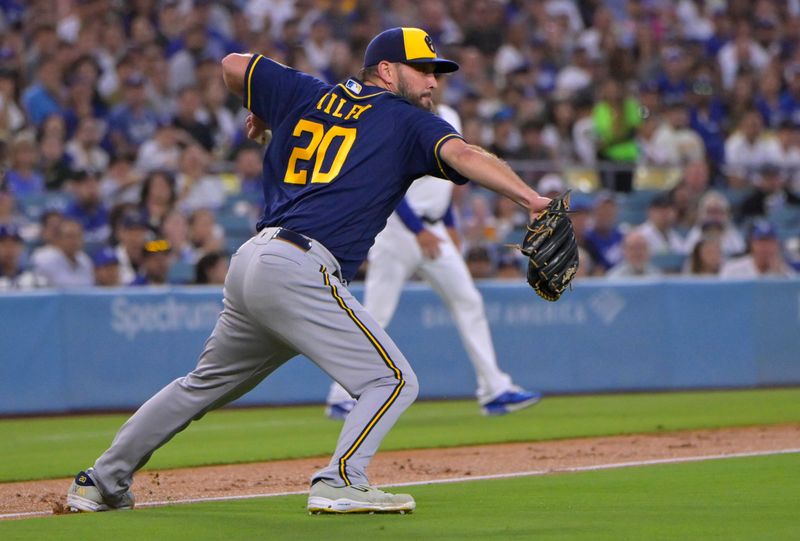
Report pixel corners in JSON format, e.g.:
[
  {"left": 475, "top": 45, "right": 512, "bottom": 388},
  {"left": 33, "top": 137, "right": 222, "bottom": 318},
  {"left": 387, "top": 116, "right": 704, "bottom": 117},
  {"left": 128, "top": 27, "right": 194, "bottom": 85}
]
[{"left": 363, "top": 76, "right": 391, "bottom": 91}]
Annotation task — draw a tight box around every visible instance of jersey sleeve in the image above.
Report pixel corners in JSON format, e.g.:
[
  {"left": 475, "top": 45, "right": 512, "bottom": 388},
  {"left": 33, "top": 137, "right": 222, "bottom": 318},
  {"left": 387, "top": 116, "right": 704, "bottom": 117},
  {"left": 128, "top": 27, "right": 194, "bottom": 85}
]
[
  {"left": 404, "top": 109, "right": 470, "bottom": 185},
  {"left": 242, "top": 54, "right": 328, "bottom": 127},
  {"left": 395, "top": 198, "right": 425, "bottom": 234}
]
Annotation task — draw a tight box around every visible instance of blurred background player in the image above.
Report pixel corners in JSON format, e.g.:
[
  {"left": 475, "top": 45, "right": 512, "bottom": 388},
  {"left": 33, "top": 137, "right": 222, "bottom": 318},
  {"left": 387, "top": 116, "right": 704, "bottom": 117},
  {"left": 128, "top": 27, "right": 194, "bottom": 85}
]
[{"left": 326, "top": 102, "right": 541, "bottom": 419}]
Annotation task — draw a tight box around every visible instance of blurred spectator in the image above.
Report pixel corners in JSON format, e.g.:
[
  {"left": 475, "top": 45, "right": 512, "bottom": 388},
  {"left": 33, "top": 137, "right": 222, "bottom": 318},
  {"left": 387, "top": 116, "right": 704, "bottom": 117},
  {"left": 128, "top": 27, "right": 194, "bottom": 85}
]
[
  {"left": 161, "top": 209, "right": 195, "bottom": 264},
  {"left": 493, "top": 194, "right": 527, "bottom": 245},
  {"left": 20, "top": 58, "right": 64, "bottom": 127},
  {"left": 488, "top": 108, "right": 522, "bottom": 160},
  {"left": 656, "top": 46, "right": 691, "bottom": 104},
  {"left": 684, "top": 190, "right": 746, "bottom": 256},
  {"left": 107, "top": 72, "right": 160, "bottom": 156},
  {"left": 202, "top": 78, "right": 237, "bottom": 158},
  {"left": 113, "top": 209, "right": 149, "bottom": 285},
  {"left": 91, "top": 246, "right": 122, "bottom": 287},
  {"left": 606, "top": 230, "right": 662, "bottom": 279},
  {"left": 39, "top": 133, "right": 73, "bottom": 191},
  {"left": 465, "top": 245, "right": 494, "bottom": 279},
  {"left": 584, "top": 191, "right": 625, "bottom": 272},
  {"left": 650, "top": 100, "right": 705, "bottom": 166},
  {"left": 688, "top": 75, "right": 726, "bottom": 175},
  {"left": 491, "top": 247, "right": 520, "bottom": 280},
  {"left": 754, "top": 68, "right": 786, "bottom": 128},
  {"left": 774, "top": 122, "right": 800, "bottom": 190},
  {"left": 718, "top": 21, "right": 770, "bottom": 91},
  {"left": 167, "top": 23, "right": 210, "bottom": 94},
  {"left": 0, "top": 179, "right": 23, "bottom": 230},
  {"left": 541, "top": 95, "right": 577, "bottom": 164},
  {"left": 65, "top": 117, "right": 109, "bottom": 173},
  {"left": 194, "top": 250, "right": 229, "bottom": 285},
  {"left": 592, "top": 78, "right": 641, "bottom": 191},
  {"left": 0, "top": 68, "right": 25, "bottom": 137},
  {"left": 135, "top": 123, "right": 185, "bottom": 174},
  {"left": 188, "top": 207, "right": 224, "bottom": 260},
  {"left": 684, "top": 234, "right": 724, "bottom": 276},
  {"left": 724, "top": 110, "right": 782, "bottom": 185},
  {"left": 63, "top": 170, "right": 110, "bottom": 245},
  {"left": 567, "top": 197, "right": 599, "bottom": 277},
  {"left": 175, "top": 144, "right": 226, "bottom": 212},
  {"left": 571, "top": 91, "right": 596, "bottom": 165},
  {"left": 33, "top": 217, "right": 94, "bottom": 287},
  {"left": 720, "top": 219, "right": 795, "bottom": 278},
  {"left": 634, "top": 192, "right": 687, "bottom": 256},
  {"left": 139, "top": 170, "right": 177, "bottom": 234},
  {"left": 171, "top": 86, "right": 215, "bottom": 152},
  {"left": 5, "top": 134, "right": 45, "bottom": 197},
  {"left": 739, "top": 164, "right": 800, "bottom": 220},
  {"left": 0, "top": 223, "right": 47, "bottom": 291},
  {"left": 29, "top": 209, "right": 64, "bottom": 268},
  {"left": 130, "top": 238, "right": 172, "bottom": 286},
  {"left": 100, "top": 153, "right": 142, "bottom": 207},
  {"left": 232, "top": 143, "right": 265, "bottom": 198}
]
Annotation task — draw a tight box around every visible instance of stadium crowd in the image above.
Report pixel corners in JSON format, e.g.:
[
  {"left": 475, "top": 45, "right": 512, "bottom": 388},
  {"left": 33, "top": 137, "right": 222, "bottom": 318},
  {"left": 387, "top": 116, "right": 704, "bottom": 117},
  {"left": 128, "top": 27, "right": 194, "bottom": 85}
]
[{"left": 1, "top": 0, "right": 800, "bottom": 290}]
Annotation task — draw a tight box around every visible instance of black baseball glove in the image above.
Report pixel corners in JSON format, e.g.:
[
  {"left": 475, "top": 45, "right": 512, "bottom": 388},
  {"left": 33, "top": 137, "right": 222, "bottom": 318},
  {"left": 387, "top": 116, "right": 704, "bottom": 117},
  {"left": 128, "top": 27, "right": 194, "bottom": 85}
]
[{"left": 519, "top": 191, "right": 579, "bottom": 301}]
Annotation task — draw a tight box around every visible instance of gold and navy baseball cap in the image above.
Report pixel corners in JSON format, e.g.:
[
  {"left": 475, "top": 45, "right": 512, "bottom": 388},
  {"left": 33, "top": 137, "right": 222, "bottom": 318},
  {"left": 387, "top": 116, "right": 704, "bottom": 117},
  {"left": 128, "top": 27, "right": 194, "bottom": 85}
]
[{"left": 364, "top": 27, "right": 459, "bottom": 74}]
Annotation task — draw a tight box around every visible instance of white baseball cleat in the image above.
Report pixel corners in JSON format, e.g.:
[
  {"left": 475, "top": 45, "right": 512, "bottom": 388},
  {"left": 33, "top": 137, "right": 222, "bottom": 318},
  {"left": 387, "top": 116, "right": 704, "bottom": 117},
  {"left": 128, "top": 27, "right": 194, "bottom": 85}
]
[
  {"left": 66, "top": 469, "right": 135, "bottom": 512},
  {"left": 307, "top": 480, "right": 415, "bottom": 514}
]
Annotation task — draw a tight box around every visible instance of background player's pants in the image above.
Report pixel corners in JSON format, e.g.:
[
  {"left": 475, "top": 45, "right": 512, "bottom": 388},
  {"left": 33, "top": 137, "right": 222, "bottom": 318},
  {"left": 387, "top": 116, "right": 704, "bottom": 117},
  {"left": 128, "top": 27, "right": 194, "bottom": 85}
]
[
  {"left": 90, "top": 228, "right": 418, "bottom": 498},
  {"left": 328, "top": 214, "right": 513, "bottom": 407}
]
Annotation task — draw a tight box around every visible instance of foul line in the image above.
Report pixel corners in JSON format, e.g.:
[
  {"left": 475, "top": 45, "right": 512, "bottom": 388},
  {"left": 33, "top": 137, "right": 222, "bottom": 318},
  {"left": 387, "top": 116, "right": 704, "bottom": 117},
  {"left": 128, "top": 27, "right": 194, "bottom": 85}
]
[{"left": 3, "top": 447, "right": 799, "bottom": 521}]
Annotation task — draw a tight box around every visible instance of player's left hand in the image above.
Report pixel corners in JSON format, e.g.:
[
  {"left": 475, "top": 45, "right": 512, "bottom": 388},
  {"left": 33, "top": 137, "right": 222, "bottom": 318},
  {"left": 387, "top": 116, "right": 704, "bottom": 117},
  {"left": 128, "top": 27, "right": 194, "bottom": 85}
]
[{"left": 416, "top": 229, "right": 443, "bottom": 259}]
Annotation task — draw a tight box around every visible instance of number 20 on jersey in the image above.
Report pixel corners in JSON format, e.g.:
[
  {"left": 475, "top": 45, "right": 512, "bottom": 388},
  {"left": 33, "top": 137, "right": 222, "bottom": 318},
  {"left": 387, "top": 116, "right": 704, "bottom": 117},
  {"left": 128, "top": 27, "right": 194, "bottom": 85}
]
[{"left": 284, "top": 120, "right": 356, "bottom": 185}]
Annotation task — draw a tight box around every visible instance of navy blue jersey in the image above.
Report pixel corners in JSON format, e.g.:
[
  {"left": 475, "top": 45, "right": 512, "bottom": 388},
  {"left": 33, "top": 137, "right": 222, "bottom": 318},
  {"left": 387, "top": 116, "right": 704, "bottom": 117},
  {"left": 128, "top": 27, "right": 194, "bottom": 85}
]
[{"left": 243, "top": 55, "right": 468, "bottom": 280}]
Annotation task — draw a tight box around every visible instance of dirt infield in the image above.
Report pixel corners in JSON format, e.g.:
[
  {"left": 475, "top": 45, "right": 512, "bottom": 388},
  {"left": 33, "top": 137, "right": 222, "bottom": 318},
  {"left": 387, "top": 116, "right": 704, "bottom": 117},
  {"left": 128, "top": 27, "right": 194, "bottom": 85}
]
[{"left": 2, "top": 424, "right": 798, "bottom": 518}]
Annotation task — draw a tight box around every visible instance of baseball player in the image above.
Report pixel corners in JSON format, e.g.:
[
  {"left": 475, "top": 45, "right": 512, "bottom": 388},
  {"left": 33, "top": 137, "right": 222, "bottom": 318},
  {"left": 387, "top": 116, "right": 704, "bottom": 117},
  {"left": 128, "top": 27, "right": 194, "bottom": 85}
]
[
  {"left": 66, "top": 27, "right": 550, "bottom": 515},
  {"left": 326, "top": 103, "right": 541, "bottom": 419}
]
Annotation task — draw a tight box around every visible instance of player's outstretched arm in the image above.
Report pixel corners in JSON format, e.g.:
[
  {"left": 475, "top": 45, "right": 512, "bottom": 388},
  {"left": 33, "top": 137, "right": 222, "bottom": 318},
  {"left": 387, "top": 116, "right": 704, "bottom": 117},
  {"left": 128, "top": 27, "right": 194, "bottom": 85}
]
[
  {"left": 439, "top": 138, "right": 550, "bottom": 217},
  {"left": 221, "top": 53, "right": 254, "bottom": 98}
]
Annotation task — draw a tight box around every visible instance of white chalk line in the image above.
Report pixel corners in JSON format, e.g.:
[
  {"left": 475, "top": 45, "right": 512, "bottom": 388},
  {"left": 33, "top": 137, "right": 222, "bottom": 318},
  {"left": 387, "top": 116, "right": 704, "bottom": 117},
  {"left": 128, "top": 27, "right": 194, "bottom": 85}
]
[{"left": 3, "top": 447, "right": 799, "bottom": 521}]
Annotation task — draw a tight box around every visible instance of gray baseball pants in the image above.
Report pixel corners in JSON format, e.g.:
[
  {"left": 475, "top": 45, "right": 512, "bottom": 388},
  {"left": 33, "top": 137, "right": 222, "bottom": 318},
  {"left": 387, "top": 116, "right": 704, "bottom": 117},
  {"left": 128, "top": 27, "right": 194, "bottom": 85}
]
[{"left": 90, "top": 227, "right": 419, "bottom": 499}]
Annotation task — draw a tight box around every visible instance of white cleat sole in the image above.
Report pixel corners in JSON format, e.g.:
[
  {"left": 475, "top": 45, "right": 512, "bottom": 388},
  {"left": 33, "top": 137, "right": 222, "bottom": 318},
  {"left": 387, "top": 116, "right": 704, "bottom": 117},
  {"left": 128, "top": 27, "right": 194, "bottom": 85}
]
[
  {"left": 66, "top": 494, "right": 134, "bottom": 513},
  {"left": 307, "top": 496, "right": 415, "bottom": 514}
]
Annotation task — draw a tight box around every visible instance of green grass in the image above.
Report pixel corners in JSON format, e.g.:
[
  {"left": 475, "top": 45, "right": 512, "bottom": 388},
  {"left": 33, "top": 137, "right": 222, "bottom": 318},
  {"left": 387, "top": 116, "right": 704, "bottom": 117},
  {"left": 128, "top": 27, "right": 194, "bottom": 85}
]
[
  {"left": 1, "top": 388, "right": 799, "bottom": 481},
  {"left": 1, "top": 453, "right": 797, "bottom": 540}
]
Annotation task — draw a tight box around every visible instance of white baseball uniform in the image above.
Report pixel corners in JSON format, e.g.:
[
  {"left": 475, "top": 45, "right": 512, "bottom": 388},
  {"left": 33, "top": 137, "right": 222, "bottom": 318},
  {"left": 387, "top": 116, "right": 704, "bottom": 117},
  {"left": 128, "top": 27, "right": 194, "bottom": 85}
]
[{"left": 327, "top": 105, "right": 517, "bottom": 406}]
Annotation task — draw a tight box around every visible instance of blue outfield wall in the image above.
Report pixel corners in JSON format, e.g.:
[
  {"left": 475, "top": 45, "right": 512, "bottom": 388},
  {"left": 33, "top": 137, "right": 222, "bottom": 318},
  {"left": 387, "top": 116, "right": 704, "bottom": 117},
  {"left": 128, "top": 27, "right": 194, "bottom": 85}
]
[{"left": 0, "top": 279, "right": 798, "bottom": 414}]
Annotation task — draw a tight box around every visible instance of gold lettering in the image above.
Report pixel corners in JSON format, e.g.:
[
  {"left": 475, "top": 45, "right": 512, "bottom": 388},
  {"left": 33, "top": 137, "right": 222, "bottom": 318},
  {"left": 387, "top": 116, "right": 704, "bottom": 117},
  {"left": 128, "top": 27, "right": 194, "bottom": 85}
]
[
  {"left": 331, "top": 97, "right": 346, "bottom": 118},
  {"left": 324, "top": 93, "right": 337, "bottom": 114},
  {"left": 315, "top": 94, "right": 328, "bottom": 110},
  {"left": 345, "top": 104, "right": 373, "bottom": 120}
]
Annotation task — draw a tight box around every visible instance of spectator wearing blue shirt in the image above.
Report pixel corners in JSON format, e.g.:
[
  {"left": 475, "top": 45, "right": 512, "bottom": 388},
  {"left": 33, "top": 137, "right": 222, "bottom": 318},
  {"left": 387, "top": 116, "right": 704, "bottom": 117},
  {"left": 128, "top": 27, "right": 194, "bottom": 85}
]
[
  {"left": 129, "top": 238, "right": 172, "bottom": 286},
  {"left": 20, "top": 58, "right": 64, "bottom": 126},
  {"left": 5, "top": 135, "right": 45, "bottom": 197},
  {"left": 688, "top": 76, "right": 727, "bottom": 177},
  {"left": 107, "top": 73, "right": 160, "bottom": 156},
  {"left": 63, "top": 170, "right": 110, "bottom": 245},
  {"left": 584, "top": 191, "right": 625, "bottom": 272},
  {"left": 656, "top": 47, "right": 690, "bottom": 105}
]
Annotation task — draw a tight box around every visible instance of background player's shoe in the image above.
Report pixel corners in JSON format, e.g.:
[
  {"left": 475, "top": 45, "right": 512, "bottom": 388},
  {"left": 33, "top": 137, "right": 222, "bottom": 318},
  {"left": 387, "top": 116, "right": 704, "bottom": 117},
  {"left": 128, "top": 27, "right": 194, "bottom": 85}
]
[
  {"left": 325, "top": 399, "right": 357, "bottom": 420},
  {"left": 481, "top": 389, "right": 542, "bottom": 416},
  {"left": 307, "top": 480, "right": 415, "bottom": 514},
  {"left": 66, "top": 469, "right": 135, "bottom": 512}
]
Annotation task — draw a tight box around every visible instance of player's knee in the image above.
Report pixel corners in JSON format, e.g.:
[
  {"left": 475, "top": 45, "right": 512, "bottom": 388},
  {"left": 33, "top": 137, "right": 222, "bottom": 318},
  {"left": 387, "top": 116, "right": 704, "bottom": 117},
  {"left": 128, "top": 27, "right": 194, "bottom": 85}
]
[{"left": 400, "top": 370, "right": 419, "bottom": 402}]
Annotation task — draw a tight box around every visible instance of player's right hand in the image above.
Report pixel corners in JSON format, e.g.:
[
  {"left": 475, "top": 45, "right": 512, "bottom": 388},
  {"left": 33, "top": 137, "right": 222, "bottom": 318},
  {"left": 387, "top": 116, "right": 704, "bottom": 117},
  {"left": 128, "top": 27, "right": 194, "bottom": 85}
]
[
  {"left": 246, "top": 113, "right": 271, "bottom": 145},
  {"left": 416, "top": 229, "right": 443, "bottom": 259}
]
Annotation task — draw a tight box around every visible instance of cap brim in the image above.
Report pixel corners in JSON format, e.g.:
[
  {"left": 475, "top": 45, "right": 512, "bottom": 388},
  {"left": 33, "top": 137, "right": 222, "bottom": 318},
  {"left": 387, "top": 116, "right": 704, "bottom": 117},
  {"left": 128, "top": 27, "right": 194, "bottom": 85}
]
[{"left": 405, "top": 58, "right": 459, "bottom": 74}]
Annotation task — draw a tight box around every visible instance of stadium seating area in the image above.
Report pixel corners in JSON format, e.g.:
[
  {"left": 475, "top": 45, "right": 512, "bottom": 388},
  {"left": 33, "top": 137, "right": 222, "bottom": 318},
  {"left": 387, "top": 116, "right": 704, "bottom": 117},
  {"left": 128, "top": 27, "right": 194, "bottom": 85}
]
[{"left": 1, "top": 0, "right": 800, "bottom": 289}]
